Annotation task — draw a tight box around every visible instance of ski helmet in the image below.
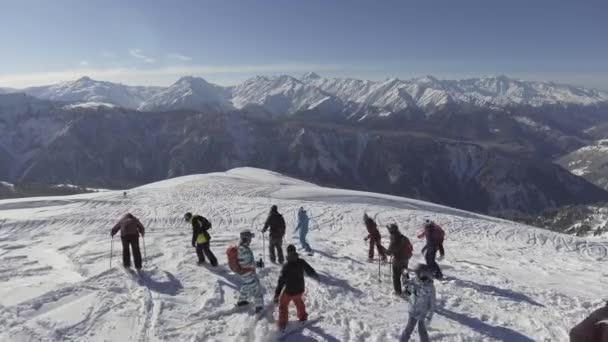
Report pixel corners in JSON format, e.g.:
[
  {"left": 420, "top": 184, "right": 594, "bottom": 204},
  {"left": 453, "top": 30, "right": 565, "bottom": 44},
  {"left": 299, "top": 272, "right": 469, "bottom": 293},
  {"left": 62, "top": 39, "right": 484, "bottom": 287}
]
[
  {"left": 286, "top": 244, "right": 297, "bottom": 254},
  {"left": 270, "top": 205, "right": 278, "bottom": 213}
]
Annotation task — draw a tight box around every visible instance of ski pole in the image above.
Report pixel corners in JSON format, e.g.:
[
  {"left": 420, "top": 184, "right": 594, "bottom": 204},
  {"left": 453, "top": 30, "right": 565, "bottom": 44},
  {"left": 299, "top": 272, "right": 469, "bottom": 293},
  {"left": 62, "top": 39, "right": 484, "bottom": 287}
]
[
  {"left": 378, "top": 256, "right": 381, "bottom": 283},
  {"left": 142, "top": 236, "right": 147, "bottom": 266},
  {"left": 110, "top": 237, "right": 114, "bottom": 269},
  {"left": 262, "top": 231, "right": 266, "bottom": 262}
]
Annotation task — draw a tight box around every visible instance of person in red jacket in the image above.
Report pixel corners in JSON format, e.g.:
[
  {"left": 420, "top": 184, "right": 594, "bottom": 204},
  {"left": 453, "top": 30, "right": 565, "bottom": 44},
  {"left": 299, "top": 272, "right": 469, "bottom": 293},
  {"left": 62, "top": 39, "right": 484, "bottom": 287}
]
[{"left": 363, "top": 213, "right": 387, "bottom": 261}]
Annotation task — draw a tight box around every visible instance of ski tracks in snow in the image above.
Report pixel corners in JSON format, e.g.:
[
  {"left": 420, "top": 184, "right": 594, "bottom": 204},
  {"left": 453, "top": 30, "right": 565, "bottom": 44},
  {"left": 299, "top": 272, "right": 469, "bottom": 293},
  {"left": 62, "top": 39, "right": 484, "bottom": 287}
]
[{"left": 0, "top": 171, "right": 606, "bottom": 341}]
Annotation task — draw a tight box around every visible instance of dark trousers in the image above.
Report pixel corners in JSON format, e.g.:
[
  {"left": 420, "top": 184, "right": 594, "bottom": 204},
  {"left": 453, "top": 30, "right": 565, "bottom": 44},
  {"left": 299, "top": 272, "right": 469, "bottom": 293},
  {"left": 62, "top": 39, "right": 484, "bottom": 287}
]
[
  {"left": 196, "top": 242, "right": 218, "bottom": 266},
  {"left": 121, "top": 235, "right": 142, "bottom": 269},
  {"left": 400, "top": 316, "right": 429, "bottom": 342},
  {"left": 425, "top": 248, "right": 443, "bottom": 278},
  {"left": 392, "top": 259, "right": 409, "bottom": 294},
  {"left": 269, "top": 236, "right": 284, "bottom": 264},
  {"left": 368, "top": 238, "right": 386, "bottom": 260}
]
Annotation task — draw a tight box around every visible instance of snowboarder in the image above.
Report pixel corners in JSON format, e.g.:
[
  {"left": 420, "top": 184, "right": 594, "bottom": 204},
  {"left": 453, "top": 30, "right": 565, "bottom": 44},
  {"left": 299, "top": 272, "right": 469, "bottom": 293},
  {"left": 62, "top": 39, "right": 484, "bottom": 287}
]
[
  {"left": 401, "top": 264, "right": 436, "bottom": 342},
  {"left": 110, "top": 213, "right": 145, "bottom": 270},
  {"left": 235, "top": 230, "right": 265, "bottom": 313},
  {"left": 363, "top": 213, "right": 387, "bottom": 262},
  {"left": 295, "top": 207, "right": 312, "bottom": 254},
  {"left": 184, "top": 212, "right": 218, "bottom": 266},
  {"left": 418, "top": 220, "right": 444, "bottom": 279},
  {"left": 384, "top": 224, "right": 413, "bottom": 296},
  {"left": 273, "top": 244, "right": 319, "bottom": 331},
  {"left": 262, "top": 205, "right": 286, "bottom": 264},
  {"left": 569, "top": 301, "right": 608, "bottom": 342}
]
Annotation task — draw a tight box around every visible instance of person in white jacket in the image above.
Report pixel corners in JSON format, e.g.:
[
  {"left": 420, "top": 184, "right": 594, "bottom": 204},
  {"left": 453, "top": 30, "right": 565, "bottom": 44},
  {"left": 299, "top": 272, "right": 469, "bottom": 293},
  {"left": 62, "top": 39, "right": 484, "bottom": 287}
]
[{"left": 401, "top": 264, "right": 436, "bottom": 342}]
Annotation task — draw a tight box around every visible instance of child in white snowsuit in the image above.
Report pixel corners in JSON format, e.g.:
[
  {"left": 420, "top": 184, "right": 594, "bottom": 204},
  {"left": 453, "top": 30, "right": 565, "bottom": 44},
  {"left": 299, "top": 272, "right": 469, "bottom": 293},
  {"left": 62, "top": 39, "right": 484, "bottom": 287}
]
[
  {"left": 236, "top": 231, "right": 264, "bottom": 313},
  {"left": 401, "top": 264, "right": 436, "bottom": 342}
]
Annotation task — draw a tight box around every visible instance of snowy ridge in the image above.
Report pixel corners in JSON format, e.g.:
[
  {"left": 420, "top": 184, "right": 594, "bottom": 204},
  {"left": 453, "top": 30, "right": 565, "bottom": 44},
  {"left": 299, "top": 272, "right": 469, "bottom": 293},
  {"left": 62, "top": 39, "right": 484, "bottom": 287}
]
[
  {"left": 230, "top": 75, "right": 343, "bottom": 116},
  {"left": 138, "top": 76, "right": 233, "bottom": 112},
  {"left": 23, "top": 76, "right": 163, "bottom": 109},
  {"left": 0, "top": 167, "right": 605, "bottom": 341},
  {"left": 9, "top": 73, "right": 607, "bottom": 116},
  {"left": 303, "top": 74, "right": 608, "bottom": 112},
  {"left": 63, "top": 102, "right": 117, "bottom": 110}
]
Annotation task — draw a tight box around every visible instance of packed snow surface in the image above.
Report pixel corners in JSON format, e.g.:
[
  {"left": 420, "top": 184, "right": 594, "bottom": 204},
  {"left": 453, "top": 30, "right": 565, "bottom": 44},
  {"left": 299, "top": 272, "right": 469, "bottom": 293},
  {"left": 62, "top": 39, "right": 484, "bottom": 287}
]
[{"left": 0, "top": 167, "right": 605, "bottom": 341}]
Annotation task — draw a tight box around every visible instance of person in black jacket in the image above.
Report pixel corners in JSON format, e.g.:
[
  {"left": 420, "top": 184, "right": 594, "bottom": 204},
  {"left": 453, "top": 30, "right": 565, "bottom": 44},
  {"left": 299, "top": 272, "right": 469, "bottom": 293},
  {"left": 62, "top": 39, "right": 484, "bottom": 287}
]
[
  {"left": 273, "top": 244, "right": 318, "bottom": 331},
  {"left": 384, "top": 224, "right": 412, "bottom": 295},
  {"left": 184, "top": 212, "right": 217, "bottom": 266},
  {"left": 262, "top": 205, "right": 286, "bottom": 264}
]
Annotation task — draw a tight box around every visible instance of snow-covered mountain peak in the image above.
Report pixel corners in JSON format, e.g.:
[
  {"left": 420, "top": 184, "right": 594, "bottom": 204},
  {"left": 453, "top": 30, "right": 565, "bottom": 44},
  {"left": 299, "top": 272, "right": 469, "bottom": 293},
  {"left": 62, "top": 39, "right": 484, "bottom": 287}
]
[{"left": 301, "top": 71, "right": 322, "bottom": 81}]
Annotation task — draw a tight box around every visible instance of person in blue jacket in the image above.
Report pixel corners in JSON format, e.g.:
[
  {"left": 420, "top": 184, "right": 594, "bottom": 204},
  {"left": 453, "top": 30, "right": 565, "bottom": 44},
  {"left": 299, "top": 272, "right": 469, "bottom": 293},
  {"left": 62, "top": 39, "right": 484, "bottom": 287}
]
[{"left": 295, "top": 207, "right": 313, "bottom": 254}]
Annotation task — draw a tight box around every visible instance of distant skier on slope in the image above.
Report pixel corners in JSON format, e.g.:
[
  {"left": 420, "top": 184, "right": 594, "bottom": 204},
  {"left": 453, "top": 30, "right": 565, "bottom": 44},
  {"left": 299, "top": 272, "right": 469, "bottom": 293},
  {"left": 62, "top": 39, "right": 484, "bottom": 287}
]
[
  {"left": 233, "top": 230, "right": 265, "bottom": 313},
  {"left": 401, "top": 264, "right": 436, "bottom": 342},
  {"left": 569, "top": 301, "right": 608, "bottom": 342},
  {"left": 110, "top": 213, "right": 145, "bottom": 271},
  {"left": 184, "top": 212, "right": 218, "bottom": 266},
  {"left": 273, "top": 244, "right": 319, "bottom": 331},
  {"left": 363, "top": 213, "right": 387, "bottom": 262},
  {"left": 418, "top": 219, "right": 444, "bottom": 279},
  {"left": 262, "top": 205, "right": 286, "bottom": 264},
  {"left": 294, "top": 207, "right": 313, "bottom": 254},
  {"left": 384, "top": 224, "right": 413, "bottom": 296}
]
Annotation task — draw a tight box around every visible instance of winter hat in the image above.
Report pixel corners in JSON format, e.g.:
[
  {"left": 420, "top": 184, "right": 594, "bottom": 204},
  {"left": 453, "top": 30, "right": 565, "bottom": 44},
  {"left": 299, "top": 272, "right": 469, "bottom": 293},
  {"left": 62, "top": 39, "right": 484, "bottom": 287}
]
[
  {"left": 184, "top": 212, "right": 193, "bottom": 221},
  {"left": 270, "top": 205, "right": 278, "bottom": 213},
  {"left": 286, "top": 244, "right": 297, "bottom": 254},
  {"left": 386, "top": 224, "right": 399, "bottom": 234},
  {"left": 240, "top": 230, "right": 254, "bottom": 244}
]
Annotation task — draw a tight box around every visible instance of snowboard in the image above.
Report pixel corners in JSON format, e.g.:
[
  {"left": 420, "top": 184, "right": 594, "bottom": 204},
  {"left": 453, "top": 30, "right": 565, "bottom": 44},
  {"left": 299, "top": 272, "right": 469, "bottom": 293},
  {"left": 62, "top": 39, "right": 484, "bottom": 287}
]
[{"left": 277, "top": 317, "right": 322, "bottom": 340}]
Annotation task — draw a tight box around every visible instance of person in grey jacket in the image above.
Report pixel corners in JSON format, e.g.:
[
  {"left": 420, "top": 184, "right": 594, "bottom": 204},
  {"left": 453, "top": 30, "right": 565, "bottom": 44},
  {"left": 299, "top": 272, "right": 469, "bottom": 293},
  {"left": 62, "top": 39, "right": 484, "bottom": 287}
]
[{"left": 401, "top": 264, "right": 436, "bottom": 342}]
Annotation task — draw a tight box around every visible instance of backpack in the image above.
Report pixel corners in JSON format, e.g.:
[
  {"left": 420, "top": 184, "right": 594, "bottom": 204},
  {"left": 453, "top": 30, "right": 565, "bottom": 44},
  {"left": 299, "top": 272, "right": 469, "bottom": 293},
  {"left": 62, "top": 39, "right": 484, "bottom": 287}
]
[
  {"left": 403, "top": 237, "right": 413, "bottom": 259},
  {"left": 226, "top": 245, "right": 246, "bottom": 274},
  {"left": 194, "top": 215, "right": 211, "bottom": 230},
  {"left": 431, "top": 224, "right": 445, "bottom": 245}
]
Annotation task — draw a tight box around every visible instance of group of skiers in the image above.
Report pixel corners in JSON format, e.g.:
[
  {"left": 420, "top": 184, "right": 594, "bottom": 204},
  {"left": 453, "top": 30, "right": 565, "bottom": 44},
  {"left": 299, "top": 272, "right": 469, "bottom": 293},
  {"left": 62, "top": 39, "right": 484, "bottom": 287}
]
[{"left": 108, "top": 205, "right": 603, "bottom": 340}]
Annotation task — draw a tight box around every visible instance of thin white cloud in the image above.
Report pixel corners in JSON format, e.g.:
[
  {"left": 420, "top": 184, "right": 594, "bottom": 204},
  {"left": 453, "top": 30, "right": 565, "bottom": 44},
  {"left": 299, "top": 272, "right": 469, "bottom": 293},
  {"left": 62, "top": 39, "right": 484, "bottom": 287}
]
[
  {"left": 79, "top": 60, "right": 89, "bottom": 67},
  {"left": 168, "top": 53, "right": 192, "bottom": 61},
  {"left": 0, "top": 63, "right": 344, "bottom": 88},
  {"left": 129, "top": 49, "right": 155, "bottom": 64}
]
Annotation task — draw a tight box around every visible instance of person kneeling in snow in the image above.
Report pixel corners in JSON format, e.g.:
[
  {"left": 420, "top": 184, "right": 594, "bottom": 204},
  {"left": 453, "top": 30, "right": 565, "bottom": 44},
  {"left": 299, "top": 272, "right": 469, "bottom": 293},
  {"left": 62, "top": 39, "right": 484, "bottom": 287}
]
[
  {"left": 401, "top": 264, "right": 436, "bottom": 342},
  {"left": 235, "top": 230, "right": 265, "bottom": 313},
  {"left": 274, "top": 244, "right": 319, "bottom": 331},
  {"left": 569, "top": 301, "right": 608, "bottom": 342}
]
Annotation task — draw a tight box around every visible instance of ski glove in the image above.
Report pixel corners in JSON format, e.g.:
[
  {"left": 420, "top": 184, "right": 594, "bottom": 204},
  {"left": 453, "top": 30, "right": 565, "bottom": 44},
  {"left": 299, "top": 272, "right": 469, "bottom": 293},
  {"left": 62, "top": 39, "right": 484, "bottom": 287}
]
[
  {"left": 425, "top": 314, "right": 433, "bottom": 325},
  {"left": 192, "top": 241, "right": 196, "bottom": 247}
]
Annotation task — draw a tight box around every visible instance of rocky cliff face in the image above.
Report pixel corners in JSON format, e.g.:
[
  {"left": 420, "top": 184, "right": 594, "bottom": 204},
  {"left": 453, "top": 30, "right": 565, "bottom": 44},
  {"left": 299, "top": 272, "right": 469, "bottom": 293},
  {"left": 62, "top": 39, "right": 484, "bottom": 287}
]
[{"left": 1, "top": 94, "right": 605, "bottom": 215}]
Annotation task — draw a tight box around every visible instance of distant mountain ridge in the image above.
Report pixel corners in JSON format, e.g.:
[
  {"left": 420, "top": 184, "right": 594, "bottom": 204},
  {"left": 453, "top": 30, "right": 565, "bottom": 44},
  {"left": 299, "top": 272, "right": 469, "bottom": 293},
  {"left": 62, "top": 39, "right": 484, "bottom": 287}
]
[{"left": 4, "top": 74, "right": 607, "bottom": 115}]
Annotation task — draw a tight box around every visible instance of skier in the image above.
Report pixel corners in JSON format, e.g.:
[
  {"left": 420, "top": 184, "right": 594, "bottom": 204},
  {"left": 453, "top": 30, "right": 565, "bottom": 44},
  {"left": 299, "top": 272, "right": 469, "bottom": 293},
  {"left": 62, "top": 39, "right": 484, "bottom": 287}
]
[
  {"left": 418, "top": 220, "right": 444, "bottom": 279},
  {"left": 384, "top": 224, "right": 413, "bottom": 296},
  {"left": 273, "top": 244, "right": 319, "bottom": 331},
  {"left": 184, "top": 212, "right": 218, "bottom": 266},
  {"left": 569, "top": 301, "right": 608, "bottom": 342},
  {"left": 363, "top": 213, "right": 387, "bottom": 262},
  {"left": 235, "top": 230, "right": 265, "bottom": 313},
  {"left": 294, "top": 207, "right": 312, "bottom": 254},
  {"left": 262, "top": 205, "right": 286, "bottom": 264},
  {"left": 400, "top": 264, "right": 436, "bottom": 342},
  {"left": 123, "top": 191, "right": 127, "bottom": 198},
  {"left": 110, "top": 213, "right": 145, "bottom": 270}
]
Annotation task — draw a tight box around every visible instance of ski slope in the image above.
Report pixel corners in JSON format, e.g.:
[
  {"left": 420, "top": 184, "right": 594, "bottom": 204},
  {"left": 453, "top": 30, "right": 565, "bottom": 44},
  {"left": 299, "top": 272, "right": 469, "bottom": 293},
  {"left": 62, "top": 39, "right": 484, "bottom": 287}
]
[{"left": 0, "top": 167, "right": 606, "bottom": 341}]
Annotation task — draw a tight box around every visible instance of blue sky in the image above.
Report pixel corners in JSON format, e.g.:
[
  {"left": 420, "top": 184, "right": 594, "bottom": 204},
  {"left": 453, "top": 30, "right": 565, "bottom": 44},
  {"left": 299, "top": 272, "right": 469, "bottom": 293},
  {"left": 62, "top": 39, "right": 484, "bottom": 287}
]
[{"left": 1, "top": 0, "right": 607, "bottom": 89}]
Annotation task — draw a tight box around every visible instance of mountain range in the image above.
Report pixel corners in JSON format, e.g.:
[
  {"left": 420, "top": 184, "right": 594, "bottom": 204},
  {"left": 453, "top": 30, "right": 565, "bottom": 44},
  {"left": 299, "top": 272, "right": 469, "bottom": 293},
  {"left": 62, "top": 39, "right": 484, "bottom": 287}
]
[
  {"left": 2, "top": 74, "right": 608, "bottom": 217},
  {"left": 7, "top": 74, "right": 608, "bottom": 116}
]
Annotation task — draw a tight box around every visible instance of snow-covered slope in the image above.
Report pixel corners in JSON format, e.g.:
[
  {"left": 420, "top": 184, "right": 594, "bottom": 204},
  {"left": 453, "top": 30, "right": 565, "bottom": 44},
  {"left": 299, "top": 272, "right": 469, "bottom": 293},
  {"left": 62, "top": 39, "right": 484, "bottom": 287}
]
[
  {"left": 138, "top": 76, "right": 233, "bottom": 112},
  {"left": 558, "top": 139, "right": 608, "bottom": 190},
  {"left": 0, "top": 168, "right": 605, "bottom": 341},
  {"left": 302, "top": 73, "right": 608, "bottom": 112},
  {"left": 23, "top": 77, "right": 163, "bottom": 109},
  {"left": 231, "top": 75, "right": 344, "bottom": 117}
]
